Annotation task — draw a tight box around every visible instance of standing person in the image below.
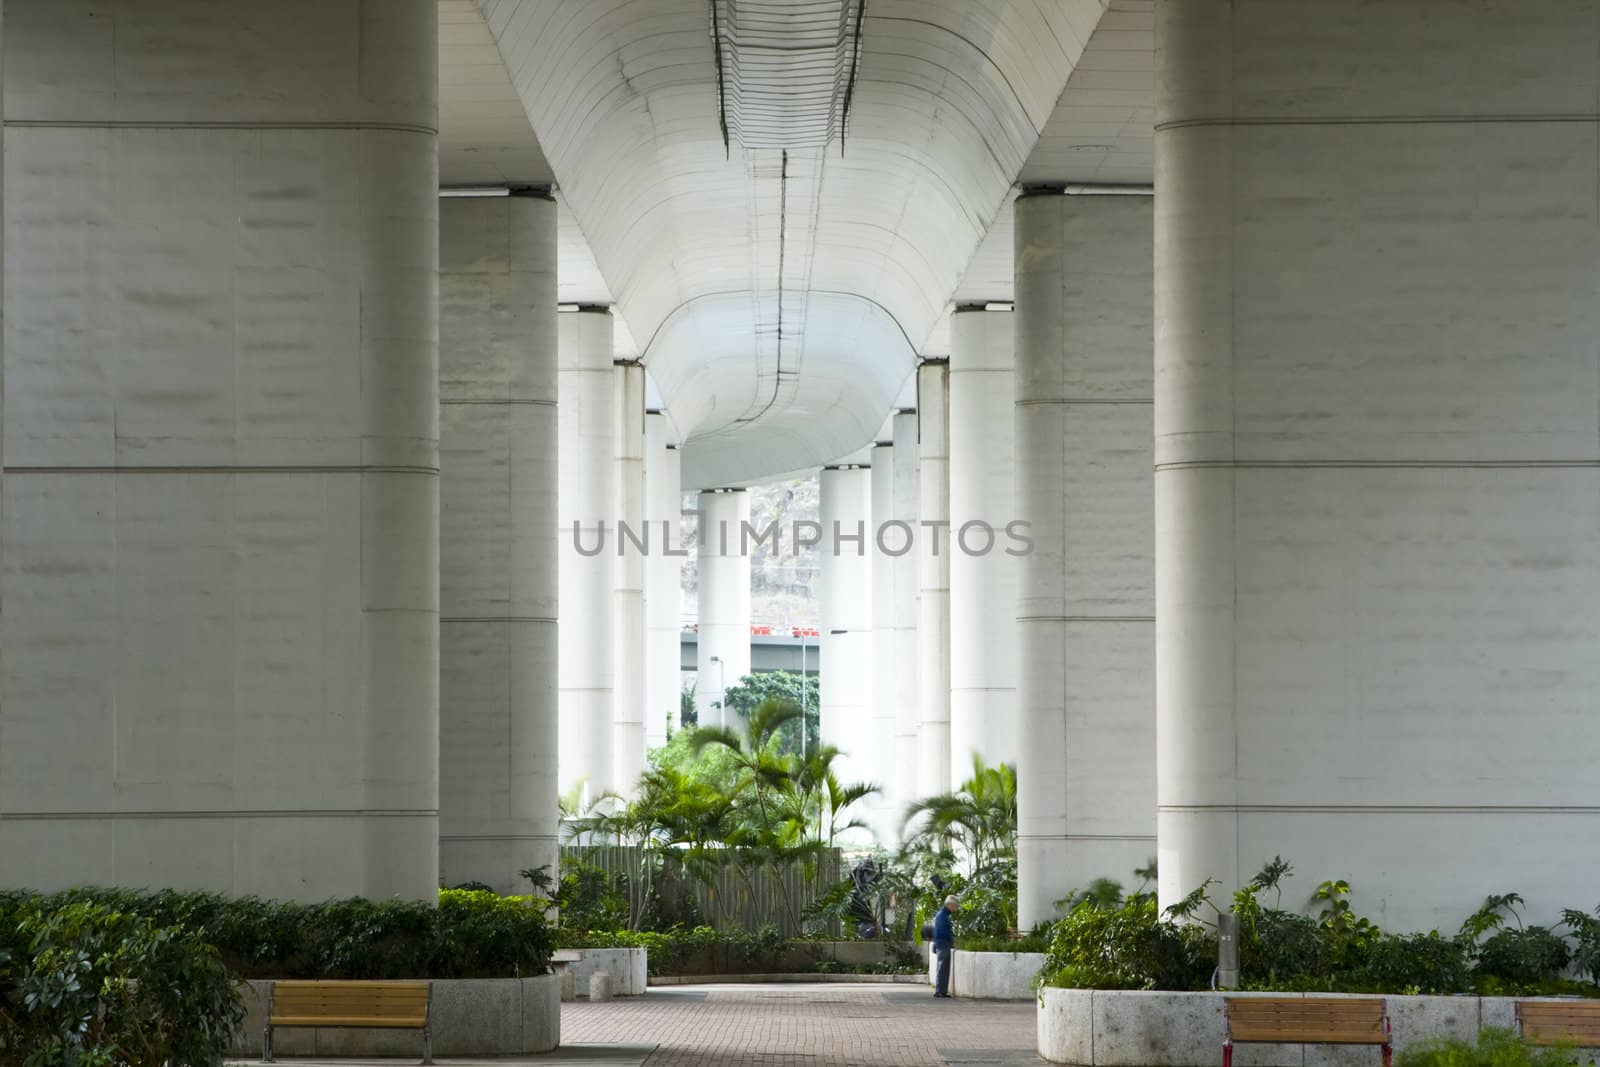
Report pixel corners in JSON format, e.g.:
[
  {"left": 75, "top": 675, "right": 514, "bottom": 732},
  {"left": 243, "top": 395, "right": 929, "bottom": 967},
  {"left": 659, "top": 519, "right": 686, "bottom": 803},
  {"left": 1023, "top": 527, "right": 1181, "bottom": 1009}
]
[{"left": 932, "top": 895, "right": 959, "bottom": 997}]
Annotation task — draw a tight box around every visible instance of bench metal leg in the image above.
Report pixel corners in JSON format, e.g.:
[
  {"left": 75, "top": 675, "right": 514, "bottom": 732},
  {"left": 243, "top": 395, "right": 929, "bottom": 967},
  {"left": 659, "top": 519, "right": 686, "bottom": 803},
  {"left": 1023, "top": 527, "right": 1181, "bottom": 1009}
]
[
  {"left": 262, "top": 1024, "right": 273, "bottom": 1063},
  {"left": 1222, "top": 1038, "right": 1232, "bottom": 1067},
  {"left": 1382, "top": 1043, "right": 1392, "bottom": 1067}
]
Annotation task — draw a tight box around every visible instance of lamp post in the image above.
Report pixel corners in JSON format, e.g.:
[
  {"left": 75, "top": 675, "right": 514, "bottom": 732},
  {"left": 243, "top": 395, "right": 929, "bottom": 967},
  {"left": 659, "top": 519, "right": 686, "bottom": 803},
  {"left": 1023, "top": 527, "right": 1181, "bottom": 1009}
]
[{"left": 708, "top": 654, "right": 725, "bottom": 729}]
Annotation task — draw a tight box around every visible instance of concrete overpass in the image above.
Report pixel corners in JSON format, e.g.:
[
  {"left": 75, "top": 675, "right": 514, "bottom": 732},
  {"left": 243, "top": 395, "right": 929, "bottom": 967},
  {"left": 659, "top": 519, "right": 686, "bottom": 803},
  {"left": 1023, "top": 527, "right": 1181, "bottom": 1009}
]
[
  {"left": 679, "top": 629, "right": 824, "bottom": 676},
  {"left": 0, "top": 0, "right": 1594, "bottom": 936}
]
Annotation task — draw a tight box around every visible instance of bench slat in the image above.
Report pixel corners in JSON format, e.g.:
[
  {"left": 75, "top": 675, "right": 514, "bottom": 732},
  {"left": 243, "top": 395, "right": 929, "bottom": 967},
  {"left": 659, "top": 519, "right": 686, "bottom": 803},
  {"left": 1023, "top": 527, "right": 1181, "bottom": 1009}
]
[
  {"left": 270, "top": 1015, "right": 428, "bottom": 1029},
  {"left": 1228, "top": 998, "right": 1388, "bottom": 1046},
  {"left": 1518, "top": 1002, "right": 1600, "bottom": 1047},
  {"left": 270, "top": 981, "right": 430, "bottom": 1026}
]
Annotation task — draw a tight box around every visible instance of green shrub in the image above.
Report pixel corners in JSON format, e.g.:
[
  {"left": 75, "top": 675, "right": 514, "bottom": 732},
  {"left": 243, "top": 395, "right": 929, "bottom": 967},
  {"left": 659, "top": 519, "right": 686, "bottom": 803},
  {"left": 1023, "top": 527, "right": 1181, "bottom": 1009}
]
[
  {"left": 956, "top": 933, "right": 1050, "bottom": 954},
  {"left": 1361, "top": 932, "right": 1471, "bottom": 995},
  {"left": 1041, "top": 895, "right": 1214, "bottom": 991},
  {"left": 1476, "top": 927, "right": 1571, "bottom": 988},
  {"left": 1564, "top": 907, "right": 1600, "bottom": 986},
  {"left": 2, "top": 888, "right": 554, "bottom": 981},
  {"left": 0, "top": 898, "right": 243, "bottom": 1067},
  {"left": 1395, "top": 1027, "right": 1585, "bottom": 1067}
]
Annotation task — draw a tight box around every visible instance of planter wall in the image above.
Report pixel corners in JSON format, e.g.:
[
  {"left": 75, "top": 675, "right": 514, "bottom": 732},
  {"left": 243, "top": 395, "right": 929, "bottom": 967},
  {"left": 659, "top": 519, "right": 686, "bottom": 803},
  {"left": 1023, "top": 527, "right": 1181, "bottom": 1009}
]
[
  {"left": 231, "top": 974, "right": 560, "bottom": 1057},
  {"left": 1037, "top": 989, "right": 1583, "bottom": 1066},
  {"left": 554, "top": 947, "right": 649, "bottom": 995},
  {"left": 925, "top": 948, "right": 1045, "bottom": 999},
  {"left": 953, "top": 950, "right": 1048, "bottom": 999}
]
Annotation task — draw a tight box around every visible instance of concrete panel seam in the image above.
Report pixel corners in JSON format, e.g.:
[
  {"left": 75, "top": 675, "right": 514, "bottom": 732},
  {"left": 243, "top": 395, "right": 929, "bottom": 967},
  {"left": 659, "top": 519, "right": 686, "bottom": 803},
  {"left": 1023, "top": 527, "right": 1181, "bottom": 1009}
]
[
  {"left": 1156, "top": 114, "right": 1600, "bottom": 132},
  {"left": 440, "top": 399, "right": 557, "bottom": 406},
  {"left": 6, "top": 119, "right": 440, "bottom": 135},
  {"left": 1159, "top": 804, "right": 1600, "bottom": 815},
  {"left": 441, "top": 617, "right": 558, "bottom": 624},
  {"left": 1018, "top": 398, "right": 1154, "bottom": 406},
  {"left": 439, "top": 834, "right": 560, "bottom": 842},
  {"left": 1154, "top": 460, "right": 1600, "bottom": 471},
  {"left": 2, "top": 809, "right": 439, "bottom": 820},
  {"left": 1019, "top": 615, "right": 1155, "bottom": 623},
  {"left": 6, "top": 465, "right": 441, "bottom": 475}
]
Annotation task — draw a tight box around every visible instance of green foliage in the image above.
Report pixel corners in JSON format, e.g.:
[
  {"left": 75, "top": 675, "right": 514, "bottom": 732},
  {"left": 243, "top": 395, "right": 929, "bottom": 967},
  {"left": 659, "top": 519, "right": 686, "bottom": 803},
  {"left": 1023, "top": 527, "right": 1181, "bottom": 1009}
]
[
  {"left": 1361, "top": 932, "right": 1471, "bottom": 995},
  {"left": 1562, "top": 906, "right": 1600, "bottom": 986},
  {"left": 1476, "top": 927, "right": 1571, "bottom": 987},
  {"left": 563, "top": 696, "right": 877, "bottom": 936},
  {"left": 0, "top": 888, "right": 554, "bottom": 984},
  {"left": 720, "top": 671, "right": 820, "bottom": 757},
  {"left": 956, "top": 933, "right": 1050, "bottom": 954},
  {"left": 1041, "top": 893, "right": 1215, "bottom": 992},
  {"left": 1043, "top": 858, "right": 1600, "bottom": 997},
  {"left": 679, "top": 683, "right": 698, "bottom": 730},
  {"left": 901, "top": 756, "right": 1017, "bottom": 877},
  {"left": 955, "top": 858, "right": 1020, "bottom": 940},
  {"left": 1395, "top": 1028, "right": 1585, "bottom": 1067},
  {"left": 0, "top": 897, "right": 243, "bottom": 1067},
  {"left": 563, "top": 924, "right": 792, "bottom": 976}
]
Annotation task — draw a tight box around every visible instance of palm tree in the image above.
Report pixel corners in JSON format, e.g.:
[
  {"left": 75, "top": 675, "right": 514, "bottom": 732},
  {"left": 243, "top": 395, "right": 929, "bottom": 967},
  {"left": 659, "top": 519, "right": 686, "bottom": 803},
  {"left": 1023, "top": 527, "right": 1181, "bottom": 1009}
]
[
  {"left": 689, "top": 698, "right": 878, "bottom": 930},
  {"left": 900, "top": 755, "right": 1018, "bottom": 875}
]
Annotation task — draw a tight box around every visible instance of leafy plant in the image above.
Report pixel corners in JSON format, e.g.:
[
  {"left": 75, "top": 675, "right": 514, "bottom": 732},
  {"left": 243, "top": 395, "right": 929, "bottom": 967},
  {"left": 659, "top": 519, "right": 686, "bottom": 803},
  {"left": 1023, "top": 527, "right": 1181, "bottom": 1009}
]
[
  {"left": 1041, "top": 893, "right": 1215, "bottom": 991},
  {"left": 720, "top": 671, "right": 820, "bottom": 757},
  {"left": 0, "top": 898, "right": 243, "bottom": 1067},
  {"left": 1563, "top": 906, "right": 1600, "bottom": 985},
  {"left": 1395, "top": 1027, "right": 1583, "bottom": 1067},
  {"left": 1475, "top": 926, "right": 1571, "bottom": 987}
]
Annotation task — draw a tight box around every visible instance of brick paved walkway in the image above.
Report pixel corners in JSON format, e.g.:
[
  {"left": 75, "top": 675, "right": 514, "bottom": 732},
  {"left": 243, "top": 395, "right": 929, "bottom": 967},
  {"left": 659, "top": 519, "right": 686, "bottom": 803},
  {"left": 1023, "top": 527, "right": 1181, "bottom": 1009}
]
[{"left": 561, "top": 983, "right": 1046, "bottom": 1066}]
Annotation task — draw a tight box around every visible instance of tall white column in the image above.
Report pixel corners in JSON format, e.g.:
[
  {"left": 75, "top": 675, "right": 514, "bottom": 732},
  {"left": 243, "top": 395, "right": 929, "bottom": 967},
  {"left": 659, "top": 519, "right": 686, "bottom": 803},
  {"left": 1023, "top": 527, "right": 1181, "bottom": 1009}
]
[
  {"left": 644, "top": 413, "right": 684, "bottom": 747},
  {"left": 1156, "top": 0, "right": 1600, "bottom": 930},
  {"left": 0, "top": 0, "right": 439, "bottom": 900},
  {"left": 889, "top": 410, "right": 921, "bottom": 827},
  {"left": 819, "top": 465, "right": 874, "bottom": 795},
  {"left": 612, "top": 361, "right": 647, "bottom": 793},
  {"left": 948, "top": 309, "right": 1018, "bottom": 783},
  {"left": 869, "top": 439, "right": 900, "bottom": 841},
  {"left": 558, "top": 308, "right": 615, "bottom": 806},
  {"left": 438, "top": 192, "right": 560, "bottom": 896},
  {"left": 1015, "top": 191, "right": 1155, "bottom": 929},
  {"left": 696, "top": 489, "right": 751, "bottom": 730},
  {"left": 915, "top": 361, "right": 952, "bottom": 799}
]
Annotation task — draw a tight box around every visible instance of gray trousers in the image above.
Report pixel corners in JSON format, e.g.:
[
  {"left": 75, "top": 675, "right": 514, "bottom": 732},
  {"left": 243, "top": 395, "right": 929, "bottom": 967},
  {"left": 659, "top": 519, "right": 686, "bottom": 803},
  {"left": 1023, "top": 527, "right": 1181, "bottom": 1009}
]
[{"left": 934, "top": 943, "right": 952, "bottom": 995}]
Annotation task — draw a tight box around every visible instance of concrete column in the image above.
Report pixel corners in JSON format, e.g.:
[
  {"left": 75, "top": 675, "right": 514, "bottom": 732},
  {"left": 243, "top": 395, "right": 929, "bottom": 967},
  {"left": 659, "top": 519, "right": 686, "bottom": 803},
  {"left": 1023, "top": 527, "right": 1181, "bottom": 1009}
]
[
  {"left": 889, "top": 411, "right": 921, "bottom": 830},
  {"left": 644, "top": 413, "right": 684, "bottom": 747},
  {"left": 948, "top": 310, "right": 1018, "bottom": 783},
  {"left": 819, "top": 465, "right": 874, "bottom": 794},
  {"left": 437, "top": 193, "right": 560, "bottom": 896},
  {"left": 612, "top": 362, "right": 646, "bottom": 792},
  {"left": 1014, "top": 191, "right": 1155, "bottom": 929},
  {"left": 869, "top": 439, "right": 900, "bottom": 842},
  {"left": 558, "top": 308, "right": 615, "bottom": 806},
  {"left": 1155, "top": 0, "right": 1600, "bottom": 930},
  {"left": 915, "top": 361, "right": 952, "bottom": 799},
  {"left": 696, "top": 489, "right": 751, "bottom": 730},
  {"left": 0, "top": 0, "right": 439, "bottom": 899}
]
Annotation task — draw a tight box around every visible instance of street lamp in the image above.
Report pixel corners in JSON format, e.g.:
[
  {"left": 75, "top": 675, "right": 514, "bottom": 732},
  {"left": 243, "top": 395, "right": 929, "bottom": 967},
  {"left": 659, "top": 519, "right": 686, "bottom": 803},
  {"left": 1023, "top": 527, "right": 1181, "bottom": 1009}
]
[{"left": 708, "top": 655, "right": 725, "bottom": 728}]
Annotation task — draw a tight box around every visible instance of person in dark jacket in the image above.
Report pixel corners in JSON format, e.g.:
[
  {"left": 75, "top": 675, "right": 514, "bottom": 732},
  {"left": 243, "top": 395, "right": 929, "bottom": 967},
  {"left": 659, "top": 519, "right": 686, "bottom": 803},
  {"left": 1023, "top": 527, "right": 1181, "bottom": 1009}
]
[{"left": 932, "top": 895, "right": 959, "bottom": 997}]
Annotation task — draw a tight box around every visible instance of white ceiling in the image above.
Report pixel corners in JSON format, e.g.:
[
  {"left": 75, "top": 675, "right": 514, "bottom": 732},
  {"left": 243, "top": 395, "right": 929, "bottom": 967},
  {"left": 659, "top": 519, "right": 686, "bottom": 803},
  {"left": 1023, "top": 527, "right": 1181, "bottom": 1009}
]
[{"left": 438, "top": 0, "right": 1155, "bottom": 487}]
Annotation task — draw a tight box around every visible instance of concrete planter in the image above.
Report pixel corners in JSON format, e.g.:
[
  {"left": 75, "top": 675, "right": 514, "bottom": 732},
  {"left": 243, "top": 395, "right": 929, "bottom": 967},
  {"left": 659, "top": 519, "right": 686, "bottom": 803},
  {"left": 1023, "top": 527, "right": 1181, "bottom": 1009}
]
[
  {"left": 953, "top": 950, "right": 1048, "bottom": 999},
  {"left": 1036, "top": 989, "right": 1580, "bottom": 1066},
  {"left": 553, "top": 946, "right": 649, "bottom": 996},
  {"left": 925, "top": 947, "right": 1046, "bottom": 999},
  {"left": 231, "top": 974, "right": 560, "bottom": 1058}
]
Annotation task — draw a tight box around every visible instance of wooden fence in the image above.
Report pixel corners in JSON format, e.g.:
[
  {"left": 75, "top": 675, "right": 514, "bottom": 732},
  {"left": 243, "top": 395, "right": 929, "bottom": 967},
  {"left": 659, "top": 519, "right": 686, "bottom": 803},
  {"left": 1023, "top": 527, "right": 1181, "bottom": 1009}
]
[{"left": 562, "top": 845, "right": 842, "bottom": 937}]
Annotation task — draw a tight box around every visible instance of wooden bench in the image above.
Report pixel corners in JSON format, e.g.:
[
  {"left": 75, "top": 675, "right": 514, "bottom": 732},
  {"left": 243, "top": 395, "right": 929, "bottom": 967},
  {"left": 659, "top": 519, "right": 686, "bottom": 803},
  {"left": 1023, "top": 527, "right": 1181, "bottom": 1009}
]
[
  {"left": 263, "top": 980, "right": 433, "bottom": 1064},
  {"left": 1516, "top": 1000, "right": 1600, "bottom": 1049},
  {"left": 1224, "top": 997, "right": 1391, "bottom": 1067}
]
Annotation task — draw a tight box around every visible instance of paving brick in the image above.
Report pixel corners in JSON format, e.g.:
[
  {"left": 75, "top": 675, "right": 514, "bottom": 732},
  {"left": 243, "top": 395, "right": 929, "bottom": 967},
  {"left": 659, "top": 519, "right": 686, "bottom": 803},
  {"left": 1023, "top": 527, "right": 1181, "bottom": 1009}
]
[{"left": 561, "top": 981, "right": 1047, "bottom": 1066}]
